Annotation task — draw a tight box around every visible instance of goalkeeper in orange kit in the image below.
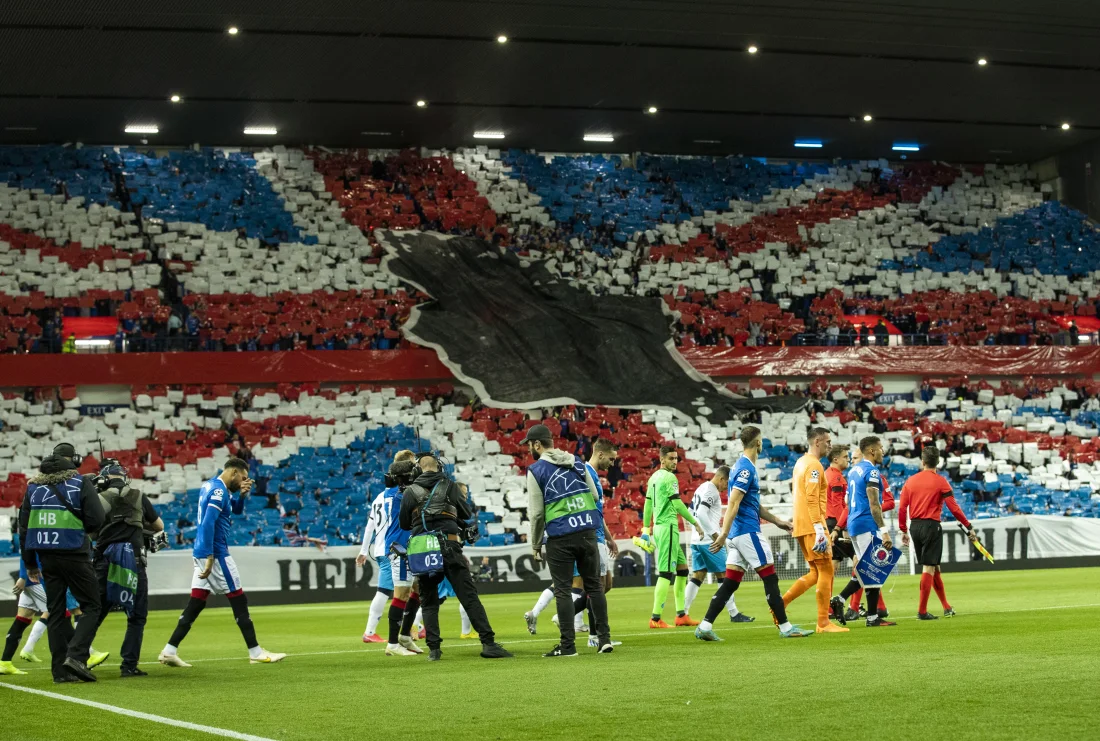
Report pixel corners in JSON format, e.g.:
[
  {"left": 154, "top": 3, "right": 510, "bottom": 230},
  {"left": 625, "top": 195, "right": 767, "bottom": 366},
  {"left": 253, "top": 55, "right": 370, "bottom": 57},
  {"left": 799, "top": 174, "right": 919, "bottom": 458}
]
[{"left": 782, "top": 427, "right": 849, "bottom": 633}]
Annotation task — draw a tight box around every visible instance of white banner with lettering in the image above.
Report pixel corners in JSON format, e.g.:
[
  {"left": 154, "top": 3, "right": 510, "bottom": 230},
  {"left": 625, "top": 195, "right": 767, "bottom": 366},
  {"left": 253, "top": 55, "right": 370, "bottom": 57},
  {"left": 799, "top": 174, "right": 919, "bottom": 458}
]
[{"left": 2, "top": 516, "right": 1097, "bottom": 599}]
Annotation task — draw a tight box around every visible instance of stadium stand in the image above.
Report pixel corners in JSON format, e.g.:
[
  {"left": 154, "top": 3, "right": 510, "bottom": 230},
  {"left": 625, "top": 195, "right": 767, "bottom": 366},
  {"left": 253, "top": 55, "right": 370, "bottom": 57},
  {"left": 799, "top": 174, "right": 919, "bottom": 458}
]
[
  {"left": 6, "top": 145, "right": 1100, "bottom": 355},
  {"left": 3, "top": 375, "right": 1098, "bottom": 553}
]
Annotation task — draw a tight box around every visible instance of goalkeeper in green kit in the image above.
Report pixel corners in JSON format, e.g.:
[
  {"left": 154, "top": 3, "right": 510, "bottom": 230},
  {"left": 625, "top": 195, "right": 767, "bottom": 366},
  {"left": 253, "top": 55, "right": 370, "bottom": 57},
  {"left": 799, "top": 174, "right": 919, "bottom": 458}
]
[{"left": 641, "top": 445, "right": 705, "bottom": 628}]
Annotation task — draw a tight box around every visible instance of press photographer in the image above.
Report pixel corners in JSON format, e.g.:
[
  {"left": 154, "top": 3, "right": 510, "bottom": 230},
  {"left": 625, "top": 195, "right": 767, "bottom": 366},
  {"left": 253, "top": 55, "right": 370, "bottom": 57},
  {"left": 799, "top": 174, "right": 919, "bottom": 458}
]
[
  {"left": 17, "top": 442, "right": 105, "bottom": 683},
  {"left": 397, "top": 453, "right": 511, "bottom": 661},
  {"left": 91, "top": 459, "right": 165, "bottom": 678}
]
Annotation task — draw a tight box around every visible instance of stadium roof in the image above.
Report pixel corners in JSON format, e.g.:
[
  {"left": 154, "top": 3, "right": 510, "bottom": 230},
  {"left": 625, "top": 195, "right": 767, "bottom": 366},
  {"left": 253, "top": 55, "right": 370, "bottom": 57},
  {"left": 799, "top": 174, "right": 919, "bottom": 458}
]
[{"left": 1, "top": 0, "right": 1099, "bottom": 162}]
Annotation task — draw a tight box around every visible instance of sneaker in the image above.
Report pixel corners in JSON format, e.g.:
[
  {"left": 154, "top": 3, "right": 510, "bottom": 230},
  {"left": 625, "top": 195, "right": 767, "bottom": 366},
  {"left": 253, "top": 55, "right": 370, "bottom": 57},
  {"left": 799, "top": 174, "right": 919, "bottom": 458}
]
[
  {"left": 120, "top": 667, "right": 148, "bottom": 677},
  {"left": 694, "top": 627, "right": 722, "bottom": 642},
  {"left": 427, "top": 649, "right": 442, "bottom": 661},
  {"left": 857, "top": 605, "right": 868, "bottom": 618},
  {"left": 250, "top": 650, "right": 287, "bottom": 664},
  {"left": 649, "top": 618, "right": 673, "bottom": 629},
  {"left": 879, "top": 608, "right": 890, "bottom": 619},
  {"left": 53, "top": 674, "right": 82, "bottom": 684},
  {"left": 730, "top": 612, "right": 756, "bottom": 623},
  {"left": 589, "top": 636, "right": 621, "bottom": 647},
  {"left": 575, "top": 623, "right": 589, "bottom": 633},
  {"left": 158, "top": 651, "right": 191, "bottom": 668},
  {"left": 87, "top": 651, "right": 110, "bottom": 669},
  {"left": 62, "top": 657, "right": 96, "bottom": 682},
  {"left": 460, "top": 632, "right": 476, "bottom": 639},
  {"left": 944, "top": 607, "right": 956, "bottom": 618},
  {"left": 0, "top": 660, "right": 27, "bottom": 676},
  {"left": 362, "top": 633, "right": 385, "bottom": 644},
  {"left": 843, "top": 608, "right": 861, "bottom": 623},
  {"left": 385, "top": 643, "right": 417, "bottom": 656},
  {"left": 480, "top": 643, "right": 513, "bottom": 659},
  {"left": 917, "top": 612, "right": 939, "bottom": 621},
  {"left": 865, "top": 618, "right": 897, "bottom": 627},
  {"left": 817, "top": 623, "right": 849, "bottom": 633},
  {"left": 674, "top": 614, "right": 700, "bottom": 627},
  {"left": 543, "top": 644, "right": 578, "bottom": 658},
  {"left": 524, "top": 611, "right": 538, "bottom": 635},
  {"left": 398, "top": 635, "right": 424, "bottom": 654},
  {"left": 18, "top": 650, "right": 41, "bottom": 663},
  {"left": 779, "top": 625, "right": 815, "bottom": 638},
  {"left": 598, "top": 640, "right": 614, "bottom": 653}
]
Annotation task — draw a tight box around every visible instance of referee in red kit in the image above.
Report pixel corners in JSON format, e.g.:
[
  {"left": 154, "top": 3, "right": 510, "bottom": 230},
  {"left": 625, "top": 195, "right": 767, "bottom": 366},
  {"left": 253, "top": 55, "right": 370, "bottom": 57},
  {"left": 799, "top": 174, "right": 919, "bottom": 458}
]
[{"left": 899, "top": 446, "right": 979, "bottom": 620}]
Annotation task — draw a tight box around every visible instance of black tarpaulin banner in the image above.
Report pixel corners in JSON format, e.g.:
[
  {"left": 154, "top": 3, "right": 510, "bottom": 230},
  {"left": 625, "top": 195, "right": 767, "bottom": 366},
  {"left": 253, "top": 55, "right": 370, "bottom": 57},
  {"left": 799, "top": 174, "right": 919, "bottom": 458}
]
[{"left": 376, "top": 230, "right": 807, "bottom": 422}]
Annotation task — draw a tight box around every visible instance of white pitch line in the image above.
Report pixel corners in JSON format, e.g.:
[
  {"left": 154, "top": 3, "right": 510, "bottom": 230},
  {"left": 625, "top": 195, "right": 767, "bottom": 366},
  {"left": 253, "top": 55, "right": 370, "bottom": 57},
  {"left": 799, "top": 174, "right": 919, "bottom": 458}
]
[{"left": 0, "top": 682, "right": 278, "bottom": 741}]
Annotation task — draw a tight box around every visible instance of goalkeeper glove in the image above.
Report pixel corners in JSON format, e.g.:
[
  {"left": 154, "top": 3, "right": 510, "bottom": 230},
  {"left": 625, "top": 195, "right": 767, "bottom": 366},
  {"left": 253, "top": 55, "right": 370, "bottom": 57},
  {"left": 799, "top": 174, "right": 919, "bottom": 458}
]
[
  {"left": 632, "top": 527, "right": 656, "bottom": 554},
  {"left": 812, "top": 523, "right": 829, "bottom": 554}
]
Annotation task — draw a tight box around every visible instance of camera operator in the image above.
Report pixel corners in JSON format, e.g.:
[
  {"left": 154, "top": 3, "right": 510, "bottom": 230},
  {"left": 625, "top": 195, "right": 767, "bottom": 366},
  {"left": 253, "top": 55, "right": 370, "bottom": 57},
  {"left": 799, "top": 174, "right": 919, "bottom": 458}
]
[
  {"left": 17, "top": 443, "right": 105, "bottom": 683},
  {"left": 91, "top": 460, "right": 164, "bottom": 678},
  {"left": 398, "top": 453, "right": 512, "bottom": 661}
]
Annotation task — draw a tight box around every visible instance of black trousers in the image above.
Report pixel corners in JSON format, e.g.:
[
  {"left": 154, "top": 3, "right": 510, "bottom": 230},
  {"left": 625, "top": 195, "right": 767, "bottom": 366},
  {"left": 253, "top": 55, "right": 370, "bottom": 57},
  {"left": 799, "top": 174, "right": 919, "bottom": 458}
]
[
  {"left": 93, "top": 553, "right": 149, "bottom": 670},
  {"left": 40, "top": 552, "right": 101, "bottom": 679},
  {"left": 419, "top": 539, "right": 495, "bottom": 651},
  {"left": 546, "top": 529, "right": 610, "bottom": 651}
]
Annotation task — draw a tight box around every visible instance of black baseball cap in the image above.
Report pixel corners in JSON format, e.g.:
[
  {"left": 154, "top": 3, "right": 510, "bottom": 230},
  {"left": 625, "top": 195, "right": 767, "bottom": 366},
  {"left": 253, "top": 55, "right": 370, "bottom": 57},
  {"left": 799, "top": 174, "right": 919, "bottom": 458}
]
[{"left": 519, "top": 424, "right": 553, "bottom": 445}]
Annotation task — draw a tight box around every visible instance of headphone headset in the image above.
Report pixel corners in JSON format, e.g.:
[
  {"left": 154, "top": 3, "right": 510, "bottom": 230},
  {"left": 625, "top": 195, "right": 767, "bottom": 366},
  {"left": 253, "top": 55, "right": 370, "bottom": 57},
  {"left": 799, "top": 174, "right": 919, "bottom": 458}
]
[
  {"left": 53, "top": 443, "right": 83, "bottom": 470},
  {"left": 411, "top": 451, "right": 442, "bottom": 479}
]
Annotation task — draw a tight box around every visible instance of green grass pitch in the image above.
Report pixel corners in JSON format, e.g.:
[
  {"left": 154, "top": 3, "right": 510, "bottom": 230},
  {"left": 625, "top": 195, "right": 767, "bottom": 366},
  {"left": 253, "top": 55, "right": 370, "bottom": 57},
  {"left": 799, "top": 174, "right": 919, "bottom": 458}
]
[{"left": 3, "top": 567, "right": 1098, "bottom": 741}]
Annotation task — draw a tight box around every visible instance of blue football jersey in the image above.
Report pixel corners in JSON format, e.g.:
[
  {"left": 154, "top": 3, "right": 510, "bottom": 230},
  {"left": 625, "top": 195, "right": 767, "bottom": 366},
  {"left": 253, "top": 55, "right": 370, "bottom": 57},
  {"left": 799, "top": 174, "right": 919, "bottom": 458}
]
[
  {"left": 585, "top": 463, "right": 606, "bottom": 544},
  {"left": 193, "top": 477, "right": 243, "bottom": 558},
  {"left": 727, "top": 455, "right": 761, "bottom": 538},
  {"left": 18, "top": 551, "right": 42, "bottom": 584},
  {"left": 382, "top": 487, "right": 411, "bottom": 551},
  {"left": 846, "top": 460, "right": 883, "bottom": 537}
]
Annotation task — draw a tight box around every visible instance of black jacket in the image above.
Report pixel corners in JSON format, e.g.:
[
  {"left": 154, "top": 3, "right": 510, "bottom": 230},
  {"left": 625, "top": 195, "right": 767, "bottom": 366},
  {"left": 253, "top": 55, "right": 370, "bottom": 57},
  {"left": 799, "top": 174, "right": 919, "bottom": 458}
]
[
  {"left": 398, "top": 471, "right": 473, "bottom": 537},
  {"left": 18, "top": 454, "right": 105, "bottom": 567}
]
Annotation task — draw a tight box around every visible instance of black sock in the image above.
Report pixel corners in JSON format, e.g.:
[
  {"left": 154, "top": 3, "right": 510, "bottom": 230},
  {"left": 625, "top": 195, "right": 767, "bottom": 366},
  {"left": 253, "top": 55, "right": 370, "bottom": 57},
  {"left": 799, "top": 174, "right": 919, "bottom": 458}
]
[
  {"left": 704, "top": 577, "right": 741, "bottom": 624},
  {"left": 168, "top": 596, "right": 207, "bottom": 648},
  {"left": 690, "top": 577, "right": 703, "bottom": 587},
  {"left": 228, "top": 593, "right": 259, "bottom": 649},
  {"left": 839, "top": 578, "right": 861, "bottom": 600},
  {"left": 762, "top": 574, "right": 788, "bottom": 625},
  {"left": 388, "top": 603, "right": 404, "bottom": 644},
  {"left": 400, "top": 594, "right": 420, "bottom": 637},
  {"left": 865, "top": 588, "right": 881, "bottom": 619},
  {"left": 572, "top": 592, "right": 588, "bottom": 617},
  {"left": 3, "top": 617, "right": 31, "bottom": 661}
]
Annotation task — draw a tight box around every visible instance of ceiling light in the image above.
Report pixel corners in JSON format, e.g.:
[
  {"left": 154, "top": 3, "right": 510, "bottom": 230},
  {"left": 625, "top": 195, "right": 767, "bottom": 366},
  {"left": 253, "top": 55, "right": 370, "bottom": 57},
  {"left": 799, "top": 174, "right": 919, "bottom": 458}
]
[
  {"left": 583, "top": 134, "right": 614, "bottom": 143},
  {"left": 416, "top": 100, "right": 427, "bottom": 108},
  {"left": 794, "top": 139, "right": 823, "bottom": 148},
  {"left": 362, "top": 131, "right": 392, "bottom": 136},
  {"left": 169, "top": 94, "right": 182, "bottom": 103},
  {"left": 473, "top": 131, "right": 505, "bottom": 139},
  {"left": 244, "top": 126, "right": 278, "bottom": 135},
  {"left": 497, "top": 35, "right": 508, "bottom": 43},
  {"left": 227, "top": 26, "right": 239, "bottom": 35},
  {"left": 892, "top": 143, "right": 920, "bottom": 151},
  {"left": 694, "top": 139, "right": 721, "bottom": 144},
  {"left": 124, "top": 124, "right": 159, "bottom": 134},
  {"left": 863, "top": 114, "right": 873, "bottom": 122},
  {"left": 1061, "top": 122, "right": 1071, "bottom": 131},
  {"left": 977, "top": 57, "right": 987, "bottom": 66},
  {"left": 747, "top": 45, "right": 759, "bottom": 54},
  {"left": 646, "top": 106, "right": 658, "bottom": 114}
]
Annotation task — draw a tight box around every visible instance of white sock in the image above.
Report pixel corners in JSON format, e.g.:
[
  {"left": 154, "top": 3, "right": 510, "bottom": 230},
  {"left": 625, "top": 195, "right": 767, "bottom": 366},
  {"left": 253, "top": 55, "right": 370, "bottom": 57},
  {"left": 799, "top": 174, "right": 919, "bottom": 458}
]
[
  {"left": 414, "top": 608, "right": 423, "bottom": 630},
  {"left": 365, "top": 591, "right": 388, "bottom": 635},
  {"left": 779, "top": 621, "right": 792, "bottom": 632},
  {"left": 162, "top": 644, "right": 177, "bottom": 655},
  {"left": 459, "top": 604, "right": 472, "bottom": 634},
  {"left": 574, "top": 610, "right": 585, "bottom": 629},
  {"left": 684, "top": 580, "right": 700, "bottom": 611},
  {"left": 726, "top": 596, "right": 739, "bottom": 616},
  {"left": 699, "top": 620, "right": 713, "bottom": 631},
  {"left": 531, "top": 588, "right": 554, "bottom": 617},
  {"left": 248, "top": 645, "right": 264, "bottom": 659},
  {"left": 23, "top": 619, "right": 47, "bottom": 652}
]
